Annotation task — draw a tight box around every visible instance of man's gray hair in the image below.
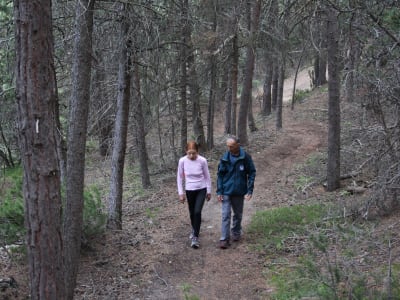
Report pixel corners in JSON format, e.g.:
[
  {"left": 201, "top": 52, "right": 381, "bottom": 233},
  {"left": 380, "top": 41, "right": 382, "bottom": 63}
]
[{"left": 227, "top": 136, "right": 240, "bottom": 144}]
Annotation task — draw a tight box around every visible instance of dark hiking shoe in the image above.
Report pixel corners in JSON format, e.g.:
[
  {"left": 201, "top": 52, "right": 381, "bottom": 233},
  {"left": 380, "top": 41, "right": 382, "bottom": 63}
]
[
  {"left": 219, "top": 240, "right": 230, "bottom": 249},
  {"left": 232, "top": 234, "right": 241, "bottom": 242}
]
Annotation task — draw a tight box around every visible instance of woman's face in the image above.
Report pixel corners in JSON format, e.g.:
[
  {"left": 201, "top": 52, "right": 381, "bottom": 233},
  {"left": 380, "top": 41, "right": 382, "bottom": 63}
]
[{"left": 186, "top": 149, "right": 198, "bottom": 160}]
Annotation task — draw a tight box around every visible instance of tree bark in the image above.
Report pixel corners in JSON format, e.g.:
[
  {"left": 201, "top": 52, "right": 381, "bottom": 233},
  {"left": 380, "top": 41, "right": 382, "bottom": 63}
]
[
  {"left": 326, "top": 6, "right": 341, "bottom": 191},
  {"left": 237, "top": 0, "right": 261, "bottom": 145},
  {"left": 207, "top": 9, "right": 217, "bottom": 150},
  {"left": 261, "top": 58, "right": 273, "bottom": 116},
  {"left": 108, "top": 4, "right": 132, "bottom": 229},
  {"left": 63, "top": 1, "right": 95, "bottom": 299},
  {"left": 179, "top": 0, "right": 189, "bottom": 154},
  {"left": 276, "top": 61, "right": 285, "bottom": 130},
  {"left": 230, "top": 34, "right": 239, "bottom": 135},
  {"left": 271, "top": 62, "right": 278, "bottom": 111},
  {"left": 14, "top": 0, "right": 65, "bottom": 298},
  {"left": 132, "top": 58, "right": 151, "bottom": 189}
]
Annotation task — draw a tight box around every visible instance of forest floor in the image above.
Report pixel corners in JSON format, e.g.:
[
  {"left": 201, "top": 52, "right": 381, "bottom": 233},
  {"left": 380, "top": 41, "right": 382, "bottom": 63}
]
[
  {"left": 2, "top": 69, "right": 398, "bottom": 299},
  {"left": 73, "top": 68, "right": 328, "bottom": 300}
]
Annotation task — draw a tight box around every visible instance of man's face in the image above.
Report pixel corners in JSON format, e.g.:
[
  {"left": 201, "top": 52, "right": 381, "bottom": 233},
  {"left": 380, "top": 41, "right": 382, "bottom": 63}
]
[{"left": 226, "top": 139, "right": 240, "bottom": 155}]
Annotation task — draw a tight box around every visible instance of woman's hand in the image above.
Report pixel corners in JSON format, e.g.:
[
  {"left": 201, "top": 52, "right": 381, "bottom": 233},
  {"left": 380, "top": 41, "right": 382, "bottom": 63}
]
[
  {"left": 206, "top": 193, "right": 211, "bottom": 201},
  {"left": 179, "top": 195, "right": 185, "bottom": 203}
]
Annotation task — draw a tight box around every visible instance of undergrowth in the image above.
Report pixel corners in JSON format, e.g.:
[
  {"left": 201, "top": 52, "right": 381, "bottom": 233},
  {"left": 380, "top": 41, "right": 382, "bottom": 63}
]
[
  {"left": 249, "top": 202, "right": 400, "bottom": 299},
  {"left": 0, "top": 165, "right": 106, "bottom": 251}
]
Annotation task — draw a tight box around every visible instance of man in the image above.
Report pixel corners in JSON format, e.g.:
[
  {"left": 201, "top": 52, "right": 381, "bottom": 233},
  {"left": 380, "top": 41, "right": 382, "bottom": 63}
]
[{"left": 216, "top": 136, "right": 256, "bottom": 249}]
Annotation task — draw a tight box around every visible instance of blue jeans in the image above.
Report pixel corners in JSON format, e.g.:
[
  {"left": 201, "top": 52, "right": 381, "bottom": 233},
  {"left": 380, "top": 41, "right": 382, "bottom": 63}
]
[{"left": 220, "top": 195, "right": 244, "bottom": 241}]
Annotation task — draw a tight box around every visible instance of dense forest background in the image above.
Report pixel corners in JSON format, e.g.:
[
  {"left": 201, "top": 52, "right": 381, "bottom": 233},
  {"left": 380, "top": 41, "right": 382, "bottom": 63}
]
[{"left": 1, "top": 0, "right": 400, "bottom": 299}]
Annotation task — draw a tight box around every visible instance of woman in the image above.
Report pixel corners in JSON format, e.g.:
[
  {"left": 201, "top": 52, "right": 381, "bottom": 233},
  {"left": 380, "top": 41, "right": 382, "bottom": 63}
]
[{"left": 177, "top": 141, "right": 211, "bottom": 248}]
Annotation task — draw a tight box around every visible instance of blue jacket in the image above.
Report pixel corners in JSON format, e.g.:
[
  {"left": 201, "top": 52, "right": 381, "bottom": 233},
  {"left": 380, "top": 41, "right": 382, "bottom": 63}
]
[{"left": 216, "top": 147, "right": 256, "bottom": 196}]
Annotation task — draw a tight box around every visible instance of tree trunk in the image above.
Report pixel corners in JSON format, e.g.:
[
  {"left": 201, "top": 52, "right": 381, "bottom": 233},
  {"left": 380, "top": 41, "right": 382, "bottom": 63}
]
[
  {"left": 207, "top": 55, "right": 216, "bottom": 149},
  {"left": 271, "top": 62, "right": 278, "bottom": 111},
  {"left": 0, "top": 124, "right": 15, "bottom": 168},
  {"left": 237, "top": 0, "right": 261, "bottom": 145},
  {"left": 291, "top": 46, "right": 305, "bottom": 110},
  {"left": 248, "top": 95, "right": 258, "bottom": 132},
  {"left": 92, "top": 52, "right": 113, "bottom": 157},
  {"left": 133, "top": 59, "right": 151, "bottom": 189},
  {"left": 261, "top": 58, "right": 273, "bottom": 116},
  {"left": 207, "top": 10, "right": 217, "bottom": 150},
  {"left": 224, "top": 71, "right": 232, "bottom": 134},
  {"left": 345, "top": 10, "right": 356, "bottom": 103},
  {"left": 230, "top": 34, "right": 239, "bottom": 135},
  {"left": 107, "top": 4, "right": 132, "bottom": 229},
  {"left": 63, "top": 1, "right": 95, "bottom": 299},
  {"left": 326, "top": 6, "right": 341, "bottom": 191},
  {"left": 14, "top": 0, "right": 65, "bottom": 298},
  {"left": 179, "top": 0, "right": 189, "bottom": 154},
  {"left": 313, "top": 10, "right": 328, "bottom": 88},
  {"left": 276, "top": 61, "right": 285, "bottom": 130},
  {"left": 189, "top": 53, "right": 206, "bottom": 149}
]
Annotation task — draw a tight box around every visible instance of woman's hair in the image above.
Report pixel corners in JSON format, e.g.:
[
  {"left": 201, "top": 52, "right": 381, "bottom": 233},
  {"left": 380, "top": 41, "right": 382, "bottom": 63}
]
[{"left": 186, "top": 141, "right": 199, "bottom": 152}]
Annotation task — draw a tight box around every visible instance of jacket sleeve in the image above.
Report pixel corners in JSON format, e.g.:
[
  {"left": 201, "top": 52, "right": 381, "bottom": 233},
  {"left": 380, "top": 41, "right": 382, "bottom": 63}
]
[
  {"left": 246, "top": 154, "right": 256, "bottom": 195},
  {"left": 177, "top": 158, "right": 185, "bottom": 195},
  {"left": 216, "top": 161, "right": 223, "bottom": 195}
]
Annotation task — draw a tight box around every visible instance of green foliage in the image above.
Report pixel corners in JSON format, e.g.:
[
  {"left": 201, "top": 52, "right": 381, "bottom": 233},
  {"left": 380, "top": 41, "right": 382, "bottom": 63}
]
[
  {"left": 255, "top": 214, "right": 400, "bottom": 300},
  {"left": 293, "top": 175, "right": 313, "bottom": 192},
  {"left": 82, "top": 185, "right": 107, "bottom": 239},
  {"left": 383, "top": 8, "right": 400, "bottom": 30},
  {"left": 293, "top": 89, "right": 311, "bottom": 103},
  {"left": 0, "top": 166, "right": 106, "bottom": 248},
  {"left": 248, "top": 204, "right": 326, "bottom": 252},
  {"left": 180, "top": 283, "right": 200, "bottom": 300},
  {"left": 0, "top": 166, "right": 25, "bottom": 246}
]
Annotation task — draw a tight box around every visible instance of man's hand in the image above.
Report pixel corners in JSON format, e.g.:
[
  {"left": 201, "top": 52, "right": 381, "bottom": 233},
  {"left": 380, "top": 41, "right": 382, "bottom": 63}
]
[
  {"left": 217, "top": 195, "right": 223, "bottom": 202},
  {"left": 245, "top": 194, "right": 252, "bottom": 201}
]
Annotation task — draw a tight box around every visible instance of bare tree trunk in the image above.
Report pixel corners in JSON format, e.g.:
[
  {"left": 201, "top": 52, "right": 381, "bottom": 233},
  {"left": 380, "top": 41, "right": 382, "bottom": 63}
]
[
  {"left": 248, "top": 95, "right": 258, "bottom": 132},
  {"left": 276, "top": 61, "right": 285, "bottom": 130},
  {"left": 326, "top": 6, "right": 341, "bottom": 191},
  {"left": 291, "top": 46, "right": 305, "bottom": 110},
  {"left": 345, "top": 9, "right": 356, "bottom": 103},
  {"left": 179, "top": 0, "right": 189, "bottom": 154},
  {"left": 313, "top": 9, "right": 328, "bottom": 88},
  {"left": 231, "top": 34, "right": 239, "bottom": 135},
  {"left": 237, "top": 0, "right": 261, "bottom": 145},
  {"left": 63, "top": 1, "right": 95, "bottom": 298},
  {"left": 207, "top": 9, "right": 217, "bottom": 150},
  {"left": 14, "top": 0, "right": 65, "bottom": 298},
  {"left": 132, "top": 59, "right": 151, "bottom": 188},
  {"left": 271, "top": 62, "right": 278, "bottom": 111},
  {"left": 224, "top": 71, "right": 232, "bottom": 134},
  {"left": 189, "top": 53, "right": 206, "bottom": 149},
  {"left": 92, "top": 52, "right": 113, "bottom": 157},
  {"left": 261, "top": 59, "right": 273, "bottom": 116},
  {"left": 108, "top": 4, "right": 132, "bottom": 229},
  {"left": 0, "top": 124, "right": 15, "bottom": 168},
  {"left": 207, "top": 56, "right": 216, "bottom": 149}
]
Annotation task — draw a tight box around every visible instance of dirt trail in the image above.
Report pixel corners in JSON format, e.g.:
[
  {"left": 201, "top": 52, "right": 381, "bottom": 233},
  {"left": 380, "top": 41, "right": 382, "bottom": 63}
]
[
  {"left": 88, "top": 68, "right": 326, "bottom": 300},
  {"left": 61, "top": 68, "right": 326, "bottom": 300}
]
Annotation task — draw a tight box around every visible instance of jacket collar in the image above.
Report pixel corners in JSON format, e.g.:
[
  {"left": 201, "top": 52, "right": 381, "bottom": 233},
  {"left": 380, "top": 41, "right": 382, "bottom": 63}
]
[{"left": 222, "top": 147, "right": 245, "bottom": 161}]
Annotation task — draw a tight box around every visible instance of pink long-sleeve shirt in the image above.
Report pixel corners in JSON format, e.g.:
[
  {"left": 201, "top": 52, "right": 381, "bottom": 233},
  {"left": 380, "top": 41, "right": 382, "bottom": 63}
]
[{"left": 177, "top": 155, "right": 212, "bottom": 195}]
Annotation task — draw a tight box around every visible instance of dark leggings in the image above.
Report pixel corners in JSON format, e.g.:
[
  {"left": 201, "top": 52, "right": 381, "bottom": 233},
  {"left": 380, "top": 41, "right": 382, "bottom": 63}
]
[{"left": 186, "top": 188, "right": 206, "bottom": 238}]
